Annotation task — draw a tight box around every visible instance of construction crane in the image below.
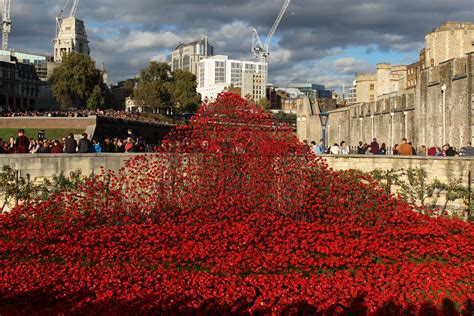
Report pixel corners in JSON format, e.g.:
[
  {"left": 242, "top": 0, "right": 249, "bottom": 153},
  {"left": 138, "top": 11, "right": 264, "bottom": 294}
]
[
  {"left": 251, "top": 0, "right": 291, "bottom": 62},
  {"left": 2, "top": 0, "right": 11, "bottom": 50},
  {"left": 56, "top": 0, "right": 79, "bottom": 36},
  {"left": 69, "top": 0, "right": 79, "bottom": 18}
]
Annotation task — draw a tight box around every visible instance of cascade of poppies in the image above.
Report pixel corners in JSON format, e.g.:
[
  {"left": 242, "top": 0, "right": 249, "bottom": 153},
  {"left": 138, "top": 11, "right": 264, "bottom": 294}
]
[{"left": 0, "top": 92, "right": 473, "bottom": 314}]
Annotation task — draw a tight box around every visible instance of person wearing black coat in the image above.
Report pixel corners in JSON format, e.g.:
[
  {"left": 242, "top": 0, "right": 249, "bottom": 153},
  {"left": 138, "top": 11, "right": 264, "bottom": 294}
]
[
  {"left": 103, "top": 138, "right": 115, "bottom": 153},
  {"left": 443, "top": 144, "right": 456, "bottom": 157},
  {"left": 78, "top": 133, "right": 92, "bottom": 153},
  {"left": 65, "top": 133, "right": 77, "bottom": 153}
]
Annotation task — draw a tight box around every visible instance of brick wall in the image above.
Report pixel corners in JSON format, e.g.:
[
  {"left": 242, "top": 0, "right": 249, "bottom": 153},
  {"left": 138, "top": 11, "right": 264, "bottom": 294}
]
[{"left": 0, "top": 117, "right": 96, "bottom": 129}]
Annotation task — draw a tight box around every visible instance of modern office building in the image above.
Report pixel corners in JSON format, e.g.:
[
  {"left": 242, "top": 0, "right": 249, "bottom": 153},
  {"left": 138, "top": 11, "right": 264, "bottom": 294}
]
[
  {"left": 347, "top": 82, "right": 357, "bottom": 104},
  {"left": 287, "top": 83, "right": 332, "bottom": 100},
  {"left": 171, "top": 37, "right": 214, "bottom": 76},
  {"left": 197, "top": 55, "right": 267, "bottom": 101}
]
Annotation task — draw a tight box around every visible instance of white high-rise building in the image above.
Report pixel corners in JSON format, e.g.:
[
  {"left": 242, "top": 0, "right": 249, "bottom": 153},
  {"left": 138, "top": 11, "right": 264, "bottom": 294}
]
[
  {"left": 53, "top": 17, "right": 90, "bottom": 62},
  {"left": 347, "top": 81, "right": 357, "bottom": 104},
  {"left": 197, "top": 55, "right": 267, "bottom": 102}
]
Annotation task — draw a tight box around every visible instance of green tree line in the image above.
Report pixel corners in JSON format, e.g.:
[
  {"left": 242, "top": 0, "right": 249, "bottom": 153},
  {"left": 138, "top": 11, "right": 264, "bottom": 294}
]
[{"left": 49, "top": 52, "right": 201, "bottom": 114}]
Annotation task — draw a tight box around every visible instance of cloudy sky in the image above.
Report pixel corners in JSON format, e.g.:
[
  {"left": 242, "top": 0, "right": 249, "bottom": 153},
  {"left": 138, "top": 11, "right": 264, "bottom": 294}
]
[{"left": 8, "top": 0, "right": 474, "bottom": 90}]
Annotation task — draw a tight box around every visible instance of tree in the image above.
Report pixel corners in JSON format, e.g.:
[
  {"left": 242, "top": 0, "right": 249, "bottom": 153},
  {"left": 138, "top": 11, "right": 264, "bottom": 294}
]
[
  {"left": 256, "top": 98, "right": 271, "bottom": 110},
  {"left": 134, "top": 62, "right": 172, "bottom": 113},
  {"left": 133, "top": 62, "right": 202, "bottom": 115},
  {"left": 123, "top": 79, "right": 136, "bottom": 98},
  {"left": 171, "top": 69, "right": 201, "bottom": 114},
  {"left": 49, "top": 52, "right": 104, "bottom": 109},
  {"left": 86, "top": 85, "right": 105, "bottom": 110}
]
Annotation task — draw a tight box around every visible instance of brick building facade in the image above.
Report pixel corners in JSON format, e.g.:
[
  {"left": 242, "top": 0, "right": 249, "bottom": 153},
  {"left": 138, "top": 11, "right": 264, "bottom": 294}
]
[{"left": 0, "top": 55, "right": 41, "bottom": 112}]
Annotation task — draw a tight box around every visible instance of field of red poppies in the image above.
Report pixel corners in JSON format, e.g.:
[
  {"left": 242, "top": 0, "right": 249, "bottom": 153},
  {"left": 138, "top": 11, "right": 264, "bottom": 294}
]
[{"left": 1, "top": 93, "right": 473, "bottom": 314}]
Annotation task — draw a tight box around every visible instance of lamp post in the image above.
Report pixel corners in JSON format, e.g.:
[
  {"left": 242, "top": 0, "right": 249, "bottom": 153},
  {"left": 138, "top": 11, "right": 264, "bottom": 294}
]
[
  {"left": 441, "top": 84, "right": 446, "bottom": 145},
  {"left": 320, "top": 111, "right": 329, "bottom": 150},
  {"left": 390, "top": 112, "right": 395, "bottom": 148},
  {"left": 403, "top": 111, "right": 408, "bottom": 139},
  {"left": 371, "top": 115, "right": 374, "bottom": 140}
]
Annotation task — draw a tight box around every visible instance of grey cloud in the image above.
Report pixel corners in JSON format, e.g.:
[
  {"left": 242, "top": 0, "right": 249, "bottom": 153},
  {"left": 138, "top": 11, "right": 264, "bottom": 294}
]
[
  {"left": 5, "top": 0, "right": 473, "bottom": 86},
  {"left": 333, "top": 57, "right": 374, "bottom": 75}
]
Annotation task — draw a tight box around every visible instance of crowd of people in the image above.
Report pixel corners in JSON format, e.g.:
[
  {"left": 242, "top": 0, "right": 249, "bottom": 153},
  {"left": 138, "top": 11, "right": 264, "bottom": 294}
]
[
  {"left": 305, "top": 137, "right": 474, "bottom": 157},
  {"left": 0, "top": 129, "right": 154, "bottom": 154},
  {"left": 0, "top": 110, "right": 175, "bottom": 125}
]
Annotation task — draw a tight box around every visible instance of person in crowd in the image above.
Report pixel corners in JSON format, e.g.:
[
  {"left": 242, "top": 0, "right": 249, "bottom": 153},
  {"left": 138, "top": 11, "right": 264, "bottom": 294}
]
[
  {"left": 51, "top": 140, "right": 63, "bottom": 154},
  {"left": 435, "top": 147, "right": 443, "bottom": 156},
  {"left": 427, "top": 146, "right": 437, "bottom": 156},
  {"left": 8, "top": 137, "right": 15, "bottom": 153},
  {"left": 314, "top": 139, "right": 325, "bottom": 155},
  {"left": 61, "top": 137, "right": 67, "bottom": 151},
  {"left": 92, "top": 138, "right": 102, "bottom": 153},
  {"left": 310, "top": 141, "right": 317, "bottom": 154},
  {"left": 370, "top": 138, "right": 380, "bottom": 155},
  {"left": 339, "top": 141, "right": 350, "bottom": 155},
  {"left": 15, "top": 129, "right": 30, "bottom": 154},
  {"left": 124, "top": 138, "right": 135, "bottom": 152},
  {"left": 357, "top": 141, "right": 365, "bottom": 154},
  {"left": 65, "top": 133, "right": 77, "bottom": 153},
  {"left": 379, "top": 143, "right": 387, "bottom": 155},
  {"left": 398, "top": 138, "right": 413, "bottom": 156},
  {"left": 78, "top": 133, "right": 92, "bottom": 153},
  {"left": 363, "top": 143, "right": 369, "bottom": 153},
  {"left": 29, "top": 139, "right": 40, "bottom": 153},
  {"left": 302, "top": 140, "right": 309, "bottom": 148},
  {"left": 317, "top": 139, "right": 326, "bottom": 154},
  {"left": 136, "top": 137, "right": 146, "bottom": 152},
  {"left": 2, "top": 141, "right": 10, "bottom": 153},
  {"left": 127, "top": 128, "right": 138, "bottom": 143},
  {"left": 329, "top": 143, "right": 340, "bottom": 155},
  {"left": 0, "top": 138, "right": 3, "bottom": 154},
  {"left": 103, "top": 138, "right": 115, "bottom": 153},
  {"left": 365, "top": 146, "right": 374, "bottom": 155},
  {"left": 408, "top": 142, "right": 417, "bottom": 155},
  {"left": 143, "top": 139, "right": 151, "bottom": 153},
  {"left": 443, "top": 144, "right": 456, "bottom": 157},
  {"left": 115, "top": 138, "right": 125, "bottom": 153},
  {"left": 393, "top": 144, "right": 400, "bottom": 155},
  {"left": 459, "top": 142, "right": 474, "bottom": 157},
  {"left": 418, "top": 145, "right": 427, "bottom": 156},
  {"left": 38, "top": 140, "right": 51, "bottom": 154}
]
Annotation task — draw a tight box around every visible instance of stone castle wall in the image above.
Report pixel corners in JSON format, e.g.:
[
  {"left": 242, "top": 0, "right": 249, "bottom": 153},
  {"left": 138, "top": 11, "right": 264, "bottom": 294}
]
[
  {"left": 298, "top": 53, "right": 474, "bottom": 149},
  {"left": 425, "top": 22, "right": 474, "bottom": 68}
]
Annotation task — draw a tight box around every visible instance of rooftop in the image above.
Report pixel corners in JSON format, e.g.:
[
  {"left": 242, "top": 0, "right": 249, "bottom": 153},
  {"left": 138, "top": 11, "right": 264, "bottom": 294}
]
[{"left": 429, "top": 21, "right": 474, "bottom": 34}]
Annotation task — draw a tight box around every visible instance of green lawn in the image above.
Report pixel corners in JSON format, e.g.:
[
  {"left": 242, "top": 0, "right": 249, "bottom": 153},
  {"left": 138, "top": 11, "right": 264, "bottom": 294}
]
[{"left": 0, "top": 128, "right": 85, "bottom": 142}]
